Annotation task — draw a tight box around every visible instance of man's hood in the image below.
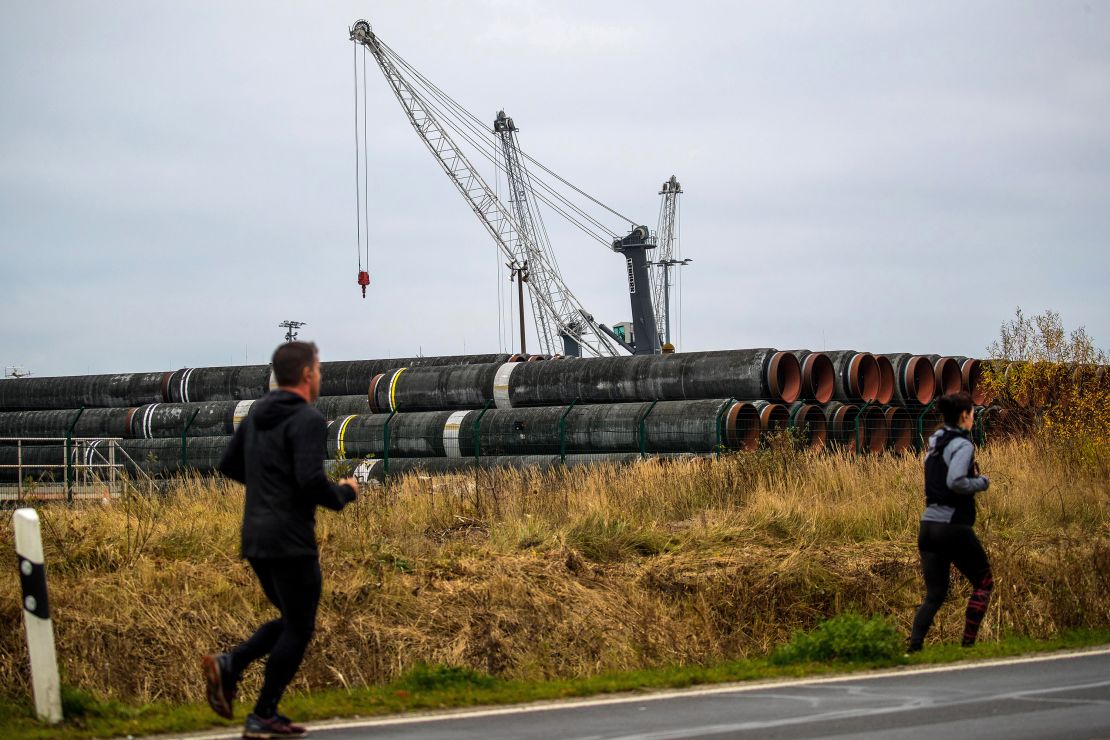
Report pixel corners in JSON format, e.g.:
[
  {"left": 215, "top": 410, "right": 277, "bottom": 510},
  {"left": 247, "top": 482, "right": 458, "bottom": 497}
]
[{"left": 251, "top": 389, "right": 306, "bottom": 431}]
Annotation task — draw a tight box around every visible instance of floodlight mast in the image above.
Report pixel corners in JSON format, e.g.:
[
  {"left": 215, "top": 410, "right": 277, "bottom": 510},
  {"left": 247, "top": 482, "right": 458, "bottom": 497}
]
[
  {"left": 349, "top": 20, "right": 658, "bottom": 356},
  {"left": 652, "top": 175, "right": 683, "bottom": 342}
]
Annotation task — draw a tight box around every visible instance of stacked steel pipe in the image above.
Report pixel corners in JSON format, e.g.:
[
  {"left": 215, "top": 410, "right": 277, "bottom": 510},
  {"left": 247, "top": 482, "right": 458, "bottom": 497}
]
[{"left": 0, "top": 347, "right": 1014, "bottom": 482}]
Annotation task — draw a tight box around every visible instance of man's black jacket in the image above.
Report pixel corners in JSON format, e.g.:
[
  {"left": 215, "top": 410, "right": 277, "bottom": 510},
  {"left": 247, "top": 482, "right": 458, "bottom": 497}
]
[{"left": 219, "top": 389, "right": 355, "bottom": 559}]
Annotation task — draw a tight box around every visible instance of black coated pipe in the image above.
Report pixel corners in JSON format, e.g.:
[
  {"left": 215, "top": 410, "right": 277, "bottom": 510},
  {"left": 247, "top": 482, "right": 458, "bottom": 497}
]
[
  {"left": 0, "top": 408, "right": 134, "bottom": 440},
  {"left": 951, "top": 356, "right": 988, "bottom": 405},
  {"left": 163, "top": 366, "right": 271, "bottom": 404},
  {"left": 0, "top": 395, "right": 368, "bottom": 442},
  {"left": 129, "top": 402, "right": 248, "bottom": 438},
  {"left": 368, "top": 364, "right": 502, "bottom": 413},
  {"left": 496, "top": 349, "right": 801, "bottom": 409},
  {"left": 880, "top": 354, "right": 936, "bottom": 406},
  {"left": 926, "top": 355, "right": 963, "bottom": 397},
  {"left": 0, "top": 372, "right": 168, "bottom": 411},
  {"left": 462, "top": 399, "right": 743, "bottom": 456},
  {"left": 824, "top": 351, "right": 880, "bottom": 402},
  {"left": 787, "top": 402, "right": 828, "bottom": 450},
  {"left": 786, "top": 351, "right": 835, "bottom": 404},
  {"left": 314, "top": 395, "right": 371, "bottom": 420},
  {"left": 328, "top": 399, "right": 754, "bottom": 460},
  {"left": 327, "top": 411, "right": 457, "bottom": 459},
  {"left": 319, "top": 354, "right": 522, "bottom": 397},
  {"left": 751, "top": 400, "right": 789, "bottom": 434},
  {"left": 368, "top": 351, "right": 803, "bottom": 414},
  {"left": 822, "top": 402, "right": 886, "bottom": 451}
]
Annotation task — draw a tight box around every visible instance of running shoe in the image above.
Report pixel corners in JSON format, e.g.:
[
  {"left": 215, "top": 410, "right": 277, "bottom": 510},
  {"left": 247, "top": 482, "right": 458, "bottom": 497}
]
[
  {"left": 242, "top": 712, "right": 308, "bottom": 738},
  {"left": 201, "top": 653, "right": 236, "bottom": 719}
]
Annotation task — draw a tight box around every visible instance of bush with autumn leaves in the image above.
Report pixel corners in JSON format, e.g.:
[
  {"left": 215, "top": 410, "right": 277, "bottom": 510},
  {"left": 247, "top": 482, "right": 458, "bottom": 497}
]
[{"left": 982, "top": 308, "right": 1109, "bottom": 462}]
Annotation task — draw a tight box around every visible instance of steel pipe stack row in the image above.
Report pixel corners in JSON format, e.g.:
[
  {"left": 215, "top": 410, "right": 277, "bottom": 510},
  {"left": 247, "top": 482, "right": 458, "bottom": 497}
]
[
  {"left": 0, "top": 396, "right": 370, "bottom": 441},
  {"left": 328, "top": 399, "right": 753, "bottom": 460},
  {"left": 0, "top": 354, "right": 539, "bottom": 411},
  {"left": 0, "top": 347, "right": 995, "bottom": 480}
]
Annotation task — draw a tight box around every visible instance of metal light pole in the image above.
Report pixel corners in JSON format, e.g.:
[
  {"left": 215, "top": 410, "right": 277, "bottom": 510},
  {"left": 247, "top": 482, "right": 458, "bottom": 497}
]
[
  {"left": 508, "top": 260, "right": 529, "bottom": 354},
  {"left": 279, "top": 320, "right": 306, "bottom": 343}
]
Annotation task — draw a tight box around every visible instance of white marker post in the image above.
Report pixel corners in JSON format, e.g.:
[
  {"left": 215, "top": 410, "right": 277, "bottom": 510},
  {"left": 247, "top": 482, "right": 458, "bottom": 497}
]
[{"left": 13, "top": 508, "right": 62, "bottom": 724}]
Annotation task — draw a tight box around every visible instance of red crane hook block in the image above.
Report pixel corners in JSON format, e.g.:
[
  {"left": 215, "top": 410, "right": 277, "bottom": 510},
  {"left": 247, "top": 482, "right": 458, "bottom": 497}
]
[{"left": 357, "top": 270, "right": 370, "bottom": 298}]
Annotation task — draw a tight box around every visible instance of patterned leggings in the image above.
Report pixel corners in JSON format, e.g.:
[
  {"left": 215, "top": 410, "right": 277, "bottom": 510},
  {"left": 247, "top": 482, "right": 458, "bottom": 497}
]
[{"left": 909, "top": 521, "right": 993, "bottom": 651}]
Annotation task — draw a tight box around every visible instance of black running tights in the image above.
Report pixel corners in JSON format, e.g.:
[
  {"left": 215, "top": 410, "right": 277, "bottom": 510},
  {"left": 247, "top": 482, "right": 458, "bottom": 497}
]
[
  {"left": 909, "top": 521, "right": 993, "bottom": 650},
  {"left": 229, "top": 556, "right": 321, "bottom": 718}
]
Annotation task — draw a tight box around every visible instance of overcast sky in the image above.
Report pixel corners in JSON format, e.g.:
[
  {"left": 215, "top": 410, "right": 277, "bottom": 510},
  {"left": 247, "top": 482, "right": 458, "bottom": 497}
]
[{"left": 1, "top": 1, "right": 1107, "bottom": 376}]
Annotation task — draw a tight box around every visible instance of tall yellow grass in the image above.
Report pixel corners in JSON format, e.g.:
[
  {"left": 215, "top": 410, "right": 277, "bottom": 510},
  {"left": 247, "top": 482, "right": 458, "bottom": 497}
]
[{"left": 1, "top": 438, "right": 1107, "bottom": 704}]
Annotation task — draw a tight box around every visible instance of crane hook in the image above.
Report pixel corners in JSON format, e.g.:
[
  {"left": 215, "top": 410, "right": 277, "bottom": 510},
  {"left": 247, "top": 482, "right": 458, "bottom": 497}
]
[{"left": 357, "top": 270, "right": 370, "bottom": 298}]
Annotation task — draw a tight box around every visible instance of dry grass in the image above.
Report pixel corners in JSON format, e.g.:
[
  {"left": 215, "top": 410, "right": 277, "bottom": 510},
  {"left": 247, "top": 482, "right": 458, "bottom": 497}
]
[{"left": 1, "top": 438, "right": 1107, "bottom": 705}]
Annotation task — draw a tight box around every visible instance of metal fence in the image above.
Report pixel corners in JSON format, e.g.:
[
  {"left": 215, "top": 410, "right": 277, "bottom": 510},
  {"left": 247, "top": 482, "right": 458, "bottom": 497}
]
[{"left": 0, "top": 437, "right": 154, "bottom": 503}]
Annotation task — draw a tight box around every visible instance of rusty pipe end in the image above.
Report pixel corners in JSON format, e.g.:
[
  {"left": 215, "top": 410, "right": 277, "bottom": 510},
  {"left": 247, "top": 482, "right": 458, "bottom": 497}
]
[
  {"left": 875, "top": 355, "right": 895, "bottom": 405},
  {"left": 906, "top": 355, "right": 936, "bottom": 405},
  {"left": 767, "top": 351, "right": 802, "bottom": 403},
  {"left": 961, "top": 358, "right": 988, "bottom": 405},
  {"left": 860, "top": 406, "right": 888, "bottom": 453},
  {"left": 934, "top": 357, "right": 962, "bottom": 396},
  {"left": 792, "top": 404, "right": 828, "bottom": 450},
  {"left": 160, "top": 371, "right": 175, "bottom": 403},
  {"left": 759, "top": 403, "right": 789, "bottom": 433},
  {"left": 726, "top": 402, "right": 762, "bottom": 451},
  {"left": 802, "top": 352, "right": 835, "bottom": 404},
  {"left": 883, "top": 406, "right": 912, "bottom": 453},
  {"left": 367, "top": 373, "right": 386, "bottom": 414},
  {"left": 848, "top": 353, "right": 880, "bottom": 401}
]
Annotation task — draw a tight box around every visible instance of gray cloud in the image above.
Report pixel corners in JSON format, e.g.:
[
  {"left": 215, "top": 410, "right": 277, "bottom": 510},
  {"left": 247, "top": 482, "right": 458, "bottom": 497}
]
[{"left": 1, "top": 1, "right": 1107, "bottom": 376}]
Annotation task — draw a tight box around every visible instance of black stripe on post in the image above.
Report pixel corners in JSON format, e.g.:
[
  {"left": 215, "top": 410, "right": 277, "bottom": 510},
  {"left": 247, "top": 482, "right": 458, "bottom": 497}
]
[{"left": 17, "top": 556, "right": 50, "bottom": 620}]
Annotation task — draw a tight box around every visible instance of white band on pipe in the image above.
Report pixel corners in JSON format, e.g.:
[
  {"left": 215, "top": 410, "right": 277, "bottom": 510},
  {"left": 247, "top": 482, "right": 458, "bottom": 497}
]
[
  {"left": 233, "top": 401, "right": 254, "bottom": 431},
  {"left": 493, "top": 362, "right": 519, "bottom": 409},
  {"left": 142, "top": 403, "right": 159, "bottom": 439},
  {"left": 442, "top": 410, "right": 469, "bottom": 459},
  {"left": 180, "top": 368, "right": 195, "bottom": 403}
]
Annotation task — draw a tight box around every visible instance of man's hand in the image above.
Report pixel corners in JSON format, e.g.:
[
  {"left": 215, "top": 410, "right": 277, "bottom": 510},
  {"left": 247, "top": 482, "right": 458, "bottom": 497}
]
[{"left": 338, "top": 477, "right": 359, "bottom": 496}]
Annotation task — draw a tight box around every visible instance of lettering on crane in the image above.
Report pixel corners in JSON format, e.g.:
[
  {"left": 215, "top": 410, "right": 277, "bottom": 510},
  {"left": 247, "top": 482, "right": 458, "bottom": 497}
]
[{"left": 626, "top": 258, "right": 636, "bottom": 294}]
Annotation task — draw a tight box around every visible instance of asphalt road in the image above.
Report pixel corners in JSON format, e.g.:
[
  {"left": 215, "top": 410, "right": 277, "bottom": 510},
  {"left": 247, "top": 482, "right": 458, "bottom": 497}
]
[{"left": 188, "top": 649, "right": 1110, "bottom": 740}]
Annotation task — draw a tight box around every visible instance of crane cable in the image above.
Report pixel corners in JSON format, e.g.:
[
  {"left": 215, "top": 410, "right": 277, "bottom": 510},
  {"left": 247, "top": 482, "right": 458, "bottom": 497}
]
[
  {"left": 353, "top": 40, "right": 362, "bottom": 273},
  {"left": 353, "top": 42, "right": 372, "bottom": 296},
  {"left": 380, "top": 44, "right": 614, "bottom": 248},
  {"left": 362, "top": 44, "right": 371, "bottom": 278},
  {"left": 377, "top": 41, "right": 638, "bottom": 239}
]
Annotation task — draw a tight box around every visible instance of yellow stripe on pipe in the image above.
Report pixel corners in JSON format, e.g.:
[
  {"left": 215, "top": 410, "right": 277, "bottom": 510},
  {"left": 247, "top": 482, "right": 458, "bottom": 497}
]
[
  {"left": 389, "top": 367, "right": 408, "bottom": 412},
  {"left": 336, "top": 415, "right": 356, "bottom": 460}
]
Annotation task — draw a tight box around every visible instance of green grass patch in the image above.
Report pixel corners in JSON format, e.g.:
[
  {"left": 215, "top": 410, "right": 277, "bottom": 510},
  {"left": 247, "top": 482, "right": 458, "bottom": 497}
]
[
  {"left": 1, "top": 628, "right": 1107, "bottom": 739},
  {"left": 771, "top": 613, "right": 904, "bottom": 665}
]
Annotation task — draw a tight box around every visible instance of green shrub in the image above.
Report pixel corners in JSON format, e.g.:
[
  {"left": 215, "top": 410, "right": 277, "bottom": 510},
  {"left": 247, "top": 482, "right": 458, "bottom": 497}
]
[
  {"left": 770, "top": 614, "right": 904, "bottom": 665},
  {"left": 395, "top": 663, "right": 497, "bottom": 692}
]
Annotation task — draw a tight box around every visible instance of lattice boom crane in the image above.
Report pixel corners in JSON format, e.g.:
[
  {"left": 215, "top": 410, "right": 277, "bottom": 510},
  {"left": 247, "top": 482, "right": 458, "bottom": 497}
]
[{"left": 349, "top": 20, "right": 660, "bottom": 356}]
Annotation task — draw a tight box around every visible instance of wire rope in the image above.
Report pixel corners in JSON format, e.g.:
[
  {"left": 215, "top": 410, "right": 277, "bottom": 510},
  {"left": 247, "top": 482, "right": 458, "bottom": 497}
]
[
  {"left": 379, "top": 43, "right": 632, "bottom": 239},
  {"left": 382, "top": 59, "right": 614, "bottom": 248},
  {"left": 353, "top": 41, "right": 363, "bottom": 271},
  {"left": 362, "top": 45, "right": 371, "bottom": 273}
]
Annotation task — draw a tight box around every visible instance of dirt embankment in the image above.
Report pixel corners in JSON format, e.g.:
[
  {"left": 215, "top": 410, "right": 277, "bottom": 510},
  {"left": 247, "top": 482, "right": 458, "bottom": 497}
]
[{"left": 1, "top": 440, "right": 1107, "bottom": 703}]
